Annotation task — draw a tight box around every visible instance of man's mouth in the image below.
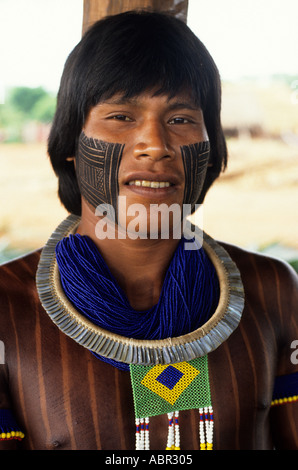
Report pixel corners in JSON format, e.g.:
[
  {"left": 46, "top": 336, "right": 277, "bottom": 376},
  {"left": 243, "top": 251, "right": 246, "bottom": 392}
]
[
  {"left": 122, "top": 172, "right": 182, "bottom": 200},
  {"left": 128, "top": 180, "right": 172, "bottom": 188}
]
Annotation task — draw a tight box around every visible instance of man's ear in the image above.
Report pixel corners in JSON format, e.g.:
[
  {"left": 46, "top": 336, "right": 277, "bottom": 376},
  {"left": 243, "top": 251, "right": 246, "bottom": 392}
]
[{"left": 66, "top": 156, "right": 76, "bottom": 168}]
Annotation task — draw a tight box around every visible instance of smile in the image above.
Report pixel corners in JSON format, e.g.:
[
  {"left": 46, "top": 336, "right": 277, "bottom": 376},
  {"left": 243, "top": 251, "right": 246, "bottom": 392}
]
[{"left": 128, "top": 180, "right": 172, "bottom": 188}]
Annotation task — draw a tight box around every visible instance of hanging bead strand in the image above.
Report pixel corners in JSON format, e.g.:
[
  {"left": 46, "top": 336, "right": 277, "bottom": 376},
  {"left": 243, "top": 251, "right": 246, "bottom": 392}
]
[
  {"left": 199, "top": 408, "right": 206, "bottom": 450},
  {"left": 174, "top": 411, "right": 180, "bottom": 450},
  {"left": 135, "top": 417, "right": 150, "bottom": 450},
  {"left": 206, "top": 406, "right": 214, "bottom": 450},
  {"left": 135, "top": 418, "right": 141, "bottom": 450},
  {"left": 145, "top": 417, "right": 150, "bottom": 450},
  {"left": 140, "top": 418, "right": 145, "bottom": 449},
  {"left": 166, "top": 412, "right": 174, "bottom": 449},
  {"left": 204, "top": 407, "right": 210, "bottom": 450}
]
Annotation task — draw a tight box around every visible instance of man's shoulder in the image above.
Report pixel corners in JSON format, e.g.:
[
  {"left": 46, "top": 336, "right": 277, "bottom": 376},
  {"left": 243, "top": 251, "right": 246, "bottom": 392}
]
[
  {"left": 0, "top": 249, "right": 41, "bottom": 296},
  {"left": 0, "top": 250, "right": 42, "bottom": 340},
  {"left": 219, "top": 239, "right": 298, "bottom": 296}
]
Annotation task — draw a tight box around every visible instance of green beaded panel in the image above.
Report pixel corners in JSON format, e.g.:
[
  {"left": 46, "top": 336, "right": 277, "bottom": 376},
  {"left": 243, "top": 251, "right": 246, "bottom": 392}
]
[{"left": 130, "top": 356, "right": 212, "bottom": 419}]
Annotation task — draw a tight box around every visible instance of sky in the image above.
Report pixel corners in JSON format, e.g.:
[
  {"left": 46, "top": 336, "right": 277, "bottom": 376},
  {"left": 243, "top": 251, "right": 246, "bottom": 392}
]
[{"left": 0, "top": 0, "right": 297, "bottom": 99}]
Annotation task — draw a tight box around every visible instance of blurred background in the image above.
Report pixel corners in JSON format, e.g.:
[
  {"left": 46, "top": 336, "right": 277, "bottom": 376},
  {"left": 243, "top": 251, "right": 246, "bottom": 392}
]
[{"left": 0, "top": 0, "right": 297, "bottom": 271}]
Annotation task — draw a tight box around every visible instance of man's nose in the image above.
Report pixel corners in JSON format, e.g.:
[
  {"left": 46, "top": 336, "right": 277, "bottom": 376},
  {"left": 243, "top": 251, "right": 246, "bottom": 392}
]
[{"left": 133, "top": 120, "right": 175, "bottom": 161}]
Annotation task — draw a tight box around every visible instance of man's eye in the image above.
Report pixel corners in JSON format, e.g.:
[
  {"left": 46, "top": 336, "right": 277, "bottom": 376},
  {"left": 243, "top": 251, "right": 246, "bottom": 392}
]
[
  {"left": 169, "top": 117, "right": 190, "bottom": 124},
  {"left": 110, "top": 115, "right": 132, "bottom": 121}
]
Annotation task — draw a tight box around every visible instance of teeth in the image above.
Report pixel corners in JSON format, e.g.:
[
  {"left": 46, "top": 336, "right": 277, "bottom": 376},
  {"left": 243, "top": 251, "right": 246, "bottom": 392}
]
[{"left": 128, "top": 180, "right": 171, "bottom": 188}]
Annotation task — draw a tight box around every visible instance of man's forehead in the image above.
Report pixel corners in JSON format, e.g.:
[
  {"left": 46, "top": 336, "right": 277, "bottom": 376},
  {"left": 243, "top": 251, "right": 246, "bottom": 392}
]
[{"left": 97, "top": 90, "right": 200, "bottom": 110}]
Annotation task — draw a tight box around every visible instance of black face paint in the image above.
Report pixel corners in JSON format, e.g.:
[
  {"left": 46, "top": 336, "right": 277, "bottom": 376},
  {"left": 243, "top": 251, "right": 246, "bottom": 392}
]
[
  {"left": 75, "top": 131, "right": 124, "bottom": 215},
  {"left": 181, "top": 141, "right": 210, "bottom": 209},
  {"left": 76, "top": 131, "right": 210, "bottom": 221}
]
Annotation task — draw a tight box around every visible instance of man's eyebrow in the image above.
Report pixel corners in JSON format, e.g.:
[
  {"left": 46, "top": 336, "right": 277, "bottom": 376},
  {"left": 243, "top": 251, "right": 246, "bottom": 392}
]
[
  {"left": 102, "top": 97, "right": 133, "bottom": 105},
  {"left": 166, "top": 101, "right": 200, "bottom": 112},
  {"left": 100, "top": 97, "right": 200, "bottom": 111}
]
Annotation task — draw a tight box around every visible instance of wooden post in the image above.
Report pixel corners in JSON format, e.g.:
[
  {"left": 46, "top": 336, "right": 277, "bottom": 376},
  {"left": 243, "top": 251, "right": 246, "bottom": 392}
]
[{"left": 82, "top": 0, "right": 188, "bottom": 34}]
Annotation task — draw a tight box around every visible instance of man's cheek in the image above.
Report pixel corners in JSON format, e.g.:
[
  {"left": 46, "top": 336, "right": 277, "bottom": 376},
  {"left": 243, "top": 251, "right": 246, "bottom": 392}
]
[
  {"left": 181, "top": 141, "right": 210, "bottom": 208},
  {"left": 75, "top": 131, "right": 124, "bottom": 217}
]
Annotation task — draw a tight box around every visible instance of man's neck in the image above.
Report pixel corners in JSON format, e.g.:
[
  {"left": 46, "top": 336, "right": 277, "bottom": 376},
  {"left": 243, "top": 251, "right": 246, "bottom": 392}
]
[{"left": 77, "top": 204, "right": 180, "bottom": 311}]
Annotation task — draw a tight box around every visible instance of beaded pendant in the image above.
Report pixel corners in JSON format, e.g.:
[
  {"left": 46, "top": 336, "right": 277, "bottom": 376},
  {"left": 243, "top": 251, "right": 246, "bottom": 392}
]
[{"left": 130, "top": 356, "right": 213, "bottom": 450}]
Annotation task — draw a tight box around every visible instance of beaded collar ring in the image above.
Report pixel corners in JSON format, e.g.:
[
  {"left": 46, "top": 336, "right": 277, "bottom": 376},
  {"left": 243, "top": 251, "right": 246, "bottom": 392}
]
[{"left": 36, "top": 215, "right": 245, "bottom": 450}]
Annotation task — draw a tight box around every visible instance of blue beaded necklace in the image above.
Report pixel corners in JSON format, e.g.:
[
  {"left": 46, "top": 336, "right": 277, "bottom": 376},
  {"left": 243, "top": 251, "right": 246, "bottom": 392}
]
[{"left": 55, "top": 234, "right": 219, "bottom": 370}]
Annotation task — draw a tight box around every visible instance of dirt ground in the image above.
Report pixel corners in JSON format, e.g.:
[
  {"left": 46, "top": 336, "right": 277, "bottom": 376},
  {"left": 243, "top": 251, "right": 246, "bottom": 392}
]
[{"left": 0, "top": 135, "right": 297, "bottom": 260}]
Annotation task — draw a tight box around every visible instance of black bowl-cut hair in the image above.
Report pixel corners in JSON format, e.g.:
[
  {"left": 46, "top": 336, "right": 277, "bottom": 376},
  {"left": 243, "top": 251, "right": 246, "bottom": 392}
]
[{"left": 48, "top": 10, "right": 227, "bottom": 215}]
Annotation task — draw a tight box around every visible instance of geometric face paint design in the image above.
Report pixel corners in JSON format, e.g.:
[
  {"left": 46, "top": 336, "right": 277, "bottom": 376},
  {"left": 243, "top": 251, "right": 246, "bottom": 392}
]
[
  {"left": 75, "top": 131, "right": 124, "bottom": 216},
  {"left": 76, "top": 131, "right": 210, "bottom": 221},
  {"left": 181, "top": 141, "right": 210, "bottom": 209}
]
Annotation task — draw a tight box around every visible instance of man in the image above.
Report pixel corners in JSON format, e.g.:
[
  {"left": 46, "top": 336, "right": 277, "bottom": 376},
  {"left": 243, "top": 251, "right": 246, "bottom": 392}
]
[{"left": 0, "top": 11, "right": 298, "bottom": 450}]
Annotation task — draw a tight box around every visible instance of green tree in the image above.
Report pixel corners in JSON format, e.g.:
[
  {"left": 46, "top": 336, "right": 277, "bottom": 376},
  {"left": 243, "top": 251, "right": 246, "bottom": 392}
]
[
  {"left": 8, "top": 86, "right": 48, "bottom": 117},
  {"left": 0, "top": 86, "right": 57, "bottom": 141},
  {"left": 31, "top": 93, "right": 56, "bottom": 123}
]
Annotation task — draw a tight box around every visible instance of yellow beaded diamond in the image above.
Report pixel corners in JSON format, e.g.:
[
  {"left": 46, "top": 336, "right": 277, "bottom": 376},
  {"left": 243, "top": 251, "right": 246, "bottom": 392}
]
[{"left": 141, "top": 362, "right": 200, "bottom": 405}]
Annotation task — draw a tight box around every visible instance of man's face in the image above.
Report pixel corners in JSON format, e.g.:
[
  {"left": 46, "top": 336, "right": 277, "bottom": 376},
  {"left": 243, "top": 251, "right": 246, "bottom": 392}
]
[{"left": 79, "top": 90, "right": 209, "bottom": 236}]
